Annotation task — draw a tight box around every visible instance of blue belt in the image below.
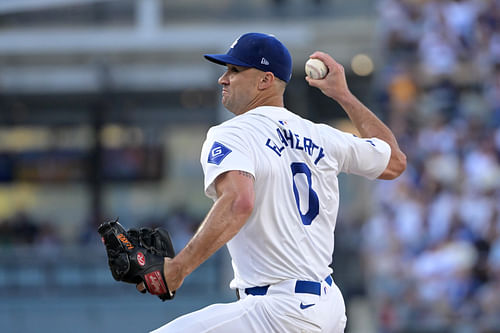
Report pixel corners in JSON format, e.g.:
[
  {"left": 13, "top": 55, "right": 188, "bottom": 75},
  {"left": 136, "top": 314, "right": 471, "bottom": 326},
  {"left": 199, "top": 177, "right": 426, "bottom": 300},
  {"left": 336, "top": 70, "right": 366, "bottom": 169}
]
[{"left": 244, "top": 275, "right": 333, "bottom": 296}]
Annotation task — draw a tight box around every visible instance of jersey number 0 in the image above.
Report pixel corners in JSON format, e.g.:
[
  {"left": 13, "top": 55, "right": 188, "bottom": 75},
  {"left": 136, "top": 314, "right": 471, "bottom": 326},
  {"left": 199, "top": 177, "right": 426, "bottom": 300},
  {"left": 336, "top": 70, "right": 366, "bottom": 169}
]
[{"left": 290, "top": 162, "right": 319, "bottom": 225}]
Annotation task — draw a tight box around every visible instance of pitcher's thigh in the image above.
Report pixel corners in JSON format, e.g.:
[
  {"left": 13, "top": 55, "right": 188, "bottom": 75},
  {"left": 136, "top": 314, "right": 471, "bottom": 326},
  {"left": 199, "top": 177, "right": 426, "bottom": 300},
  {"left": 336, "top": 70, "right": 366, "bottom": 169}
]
[{"left": 150, "top": 298, "right": 273, "bottom": 333}]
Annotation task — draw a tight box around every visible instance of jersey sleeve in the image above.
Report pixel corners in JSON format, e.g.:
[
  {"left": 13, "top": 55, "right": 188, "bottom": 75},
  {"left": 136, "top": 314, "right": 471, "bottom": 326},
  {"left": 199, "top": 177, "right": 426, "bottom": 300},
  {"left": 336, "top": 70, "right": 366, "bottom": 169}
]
[
  {"left": 200, "top": 125, "right": 255, "bottom": 200},
  {"left": 320, "top": 125, "right": 391, "bottom": 180}
]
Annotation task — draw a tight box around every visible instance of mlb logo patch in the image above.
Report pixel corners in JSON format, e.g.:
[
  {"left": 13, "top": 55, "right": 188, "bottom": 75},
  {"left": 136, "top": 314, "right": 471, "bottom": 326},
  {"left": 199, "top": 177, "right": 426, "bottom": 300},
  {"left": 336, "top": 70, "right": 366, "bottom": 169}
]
[{"left": 208, "top": 141, "right": 232, "bottom": 165}]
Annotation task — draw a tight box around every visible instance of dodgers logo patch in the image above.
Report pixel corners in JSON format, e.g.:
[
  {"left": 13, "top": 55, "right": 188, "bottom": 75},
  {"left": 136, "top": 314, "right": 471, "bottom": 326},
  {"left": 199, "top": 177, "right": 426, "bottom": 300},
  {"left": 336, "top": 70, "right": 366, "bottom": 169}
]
[{"left": 208, "top": 141, "right": 232, "bottom": 165}]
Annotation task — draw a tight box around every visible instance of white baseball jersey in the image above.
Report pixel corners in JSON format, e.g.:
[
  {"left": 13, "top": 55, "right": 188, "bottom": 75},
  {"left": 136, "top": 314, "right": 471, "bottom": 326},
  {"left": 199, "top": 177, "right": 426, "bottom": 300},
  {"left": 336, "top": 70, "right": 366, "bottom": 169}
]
[{"left": 200, "top": 106, "right": 391, "bottom": 290}]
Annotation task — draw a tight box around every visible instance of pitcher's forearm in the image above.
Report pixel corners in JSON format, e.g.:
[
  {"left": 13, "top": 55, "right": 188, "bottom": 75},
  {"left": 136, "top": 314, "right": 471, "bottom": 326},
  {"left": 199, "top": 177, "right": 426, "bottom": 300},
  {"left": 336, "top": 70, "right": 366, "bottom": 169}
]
[
  {"left": 336, "top": 91, "right": 395, "bottom": 143},
  {"left": 336, "top": 91, "right": 407, "bottom": 179},
  {"left": 173, "top": 194, "right": 246, "bottom": 277},
  {"left": 174, "top": 184, "right": 253, "bottom": 276}
]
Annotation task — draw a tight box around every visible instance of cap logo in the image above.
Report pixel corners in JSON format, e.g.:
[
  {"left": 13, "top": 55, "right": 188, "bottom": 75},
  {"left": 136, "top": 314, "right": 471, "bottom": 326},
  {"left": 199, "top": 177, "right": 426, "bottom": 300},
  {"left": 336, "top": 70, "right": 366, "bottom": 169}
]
[
  {"left": 261, "top": 57, "right": 270, "bottom": 65},
  {"left": 230, "top": 36, "right": 240, "bottom": 49}
]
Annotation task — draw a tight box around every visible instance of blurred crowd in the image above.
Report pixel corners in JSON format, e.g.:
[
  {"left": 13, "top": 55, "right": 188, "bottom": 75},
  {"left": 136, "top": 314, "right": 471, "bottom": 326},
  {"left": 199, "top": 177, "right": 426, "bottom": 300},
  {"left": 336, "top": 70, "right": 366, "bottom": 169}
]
[
  {"left": 361, "top": 0, "right": 500, "bottom": 332},
  {"left": 0, "top": 209, "right": 198, "bottom": 256}
]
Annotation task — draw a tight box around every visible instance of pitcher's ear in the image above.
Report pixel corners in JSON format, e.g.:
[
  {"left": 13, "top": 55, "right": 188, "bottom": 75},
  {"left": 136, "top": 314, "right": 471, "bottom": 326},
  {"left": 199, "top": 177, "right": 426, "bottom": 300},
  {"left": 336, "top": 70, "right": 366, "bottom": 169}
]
[{"left": 258, "top": 72, "right": 275, "bottom": 90}]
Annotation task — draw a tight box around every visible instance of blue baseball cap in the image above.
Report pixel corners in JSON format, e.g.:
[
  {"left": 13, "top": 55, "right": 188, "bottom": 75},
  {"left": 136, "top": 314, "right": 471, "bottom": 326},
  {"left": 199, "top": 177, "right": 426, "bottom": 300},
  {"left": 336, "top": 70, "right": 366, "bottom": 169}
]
[{"left": 204, "top": 32, "right": 292, "bottom": 83}]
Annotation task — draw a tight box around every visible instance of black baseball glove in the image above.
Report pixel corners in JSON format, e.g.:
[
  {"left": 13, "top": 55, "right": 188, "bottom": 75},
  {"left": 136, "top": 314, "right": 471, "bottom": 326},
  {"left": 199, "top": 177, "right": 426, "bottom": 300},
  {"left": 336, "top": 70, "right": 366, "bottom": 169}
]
[{"left": 98, "top": 219, "right": 176, "bottom": 301}]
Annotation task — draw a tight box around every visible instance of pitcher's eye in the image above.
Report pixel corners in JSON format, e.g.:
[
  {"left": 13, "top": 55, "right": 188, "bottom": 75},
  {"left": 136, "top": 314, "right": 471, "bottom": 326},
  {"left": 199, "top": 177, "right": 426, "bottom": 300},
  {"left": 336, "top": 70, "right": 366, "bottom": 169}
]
[{"left": 228, "top": 65, "right": 250, "bottom": 73}]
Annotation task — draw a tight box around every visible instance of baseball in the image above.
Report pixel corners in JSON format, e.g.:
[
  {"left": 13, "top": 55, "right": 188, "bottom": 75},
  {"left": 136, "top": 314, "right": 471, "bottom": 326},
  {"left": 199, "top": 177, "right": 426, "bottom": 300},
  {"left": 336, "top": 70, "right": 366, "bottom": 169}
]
[{"left": 305, "top": 58, "right": 328, "bottom": 79}]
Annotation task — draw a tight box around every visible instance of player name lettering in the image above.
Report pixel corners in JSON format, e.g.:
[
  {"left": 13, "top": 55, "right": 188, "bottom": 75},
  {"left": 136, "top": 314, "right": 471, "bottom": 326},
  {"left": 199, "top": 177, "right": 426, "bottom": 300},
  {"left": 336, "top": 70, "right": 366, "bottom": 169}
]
[{"left": 266, "top": 127, "right": 325, "bottom": 165}]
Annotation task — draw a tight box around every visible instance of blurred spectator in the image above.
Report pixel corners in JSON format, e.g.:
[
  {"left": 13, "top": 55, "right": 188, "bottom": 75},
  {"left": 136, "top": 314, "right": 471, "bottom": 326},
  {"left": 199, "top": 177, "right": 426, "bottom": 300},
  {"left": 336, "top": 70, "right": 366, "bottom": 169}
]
[{"left": 0, "top": 212, "right": 39, "bottom": 246}]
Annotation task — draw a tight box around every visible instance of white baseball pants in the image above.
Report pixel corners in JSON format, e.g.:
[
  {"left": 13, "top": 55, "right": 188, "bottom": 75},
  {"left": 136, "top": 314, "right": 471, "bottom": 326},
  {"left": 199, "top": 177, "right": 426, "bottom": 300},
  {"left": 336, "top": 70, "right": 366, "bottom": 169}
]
[{"left": 151, "top": 278, "right": 347, "bottom": 333}]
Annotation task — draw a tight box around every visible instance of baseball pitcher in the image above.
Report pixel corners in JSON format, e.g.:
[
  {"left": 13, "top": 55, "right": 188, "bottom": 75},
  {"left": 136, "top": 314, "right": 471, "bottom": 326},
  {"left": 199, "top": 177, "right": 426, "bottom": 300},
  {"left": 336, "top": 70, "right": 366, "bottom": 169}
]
[{"left": 99, "top": 32, "right": 406, "bottom": 332}]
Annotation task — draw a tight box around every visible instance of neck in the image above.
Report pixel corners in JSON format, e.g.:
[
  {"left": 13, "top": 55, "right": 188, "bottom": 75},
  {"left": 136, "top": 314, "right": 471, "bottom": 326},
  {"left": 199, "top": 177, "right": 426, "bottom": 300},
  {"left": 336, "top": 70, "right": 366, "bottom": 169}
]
[{"left": 241, "top": 94, "right": 284, "bottom": 115}]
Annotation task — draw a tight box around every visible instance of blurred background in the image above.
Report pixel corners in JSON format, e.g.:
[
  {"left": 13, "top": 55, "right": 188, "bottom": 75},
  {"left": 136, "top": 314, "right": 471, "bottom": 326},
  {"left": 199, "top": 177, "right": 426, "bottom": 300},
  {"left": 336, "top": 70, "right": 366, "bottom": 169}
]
[{"left": 0, "top": 0, "right": 499, "bottom": 332}]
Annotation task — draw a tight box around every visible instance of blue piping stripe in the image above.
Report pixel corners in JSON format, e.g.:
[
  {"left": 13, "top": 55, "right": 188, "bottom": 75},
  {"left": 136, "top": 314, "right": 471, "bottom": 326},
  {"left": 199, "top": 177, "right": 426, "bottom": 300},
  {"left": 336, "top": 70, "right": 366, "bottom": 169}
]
[{"left": 325, "top": 275, "right": 333, "bottom": 286}]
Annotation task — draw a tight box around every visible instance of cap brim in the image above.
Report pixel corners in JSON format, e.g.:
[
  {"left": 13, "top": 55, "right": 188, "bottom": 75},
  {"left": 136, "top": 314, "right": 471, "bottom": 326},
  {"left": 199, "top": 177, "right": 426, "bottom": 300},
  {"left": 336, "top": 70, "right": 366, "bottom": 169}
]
[{"left": 204, "top": 54, "right": 252, "bottom": 68}]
